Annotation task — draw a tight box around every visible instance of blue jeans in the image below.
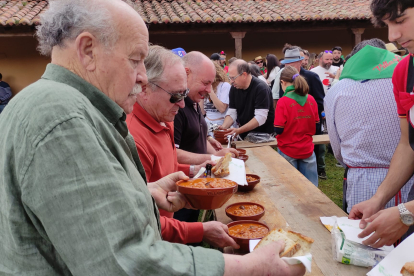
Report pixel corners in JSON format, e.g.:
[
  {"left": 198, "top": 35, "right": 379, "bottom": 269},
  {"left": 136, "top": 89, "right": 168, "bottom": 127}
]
[
  {"left": 0, "top": 104, "right": 6, "bottom": 114},
  {"left": 278, "top": 149, "right": 319, "bottom": 187}
]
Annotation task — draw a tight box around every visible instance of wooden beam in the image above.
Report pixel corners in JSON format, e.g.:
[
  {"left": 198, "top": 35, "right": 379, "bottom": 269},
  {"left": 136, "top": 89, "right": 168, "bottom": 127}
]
[{"left": 230, "top": 32, "right": 246, "bottom": 59}]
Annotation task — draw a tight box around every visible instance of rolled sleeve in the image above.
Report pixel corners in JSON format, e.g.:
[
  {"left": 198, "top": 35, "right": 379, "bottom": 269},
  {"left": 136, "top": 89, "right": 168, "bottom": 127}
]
[
  {"left": 254, "top": 109, "right": 269, "bottom": 126},
  {"left": 226, "top": 108, "right": 237, "bottom": 123},
  {"left": 22, "top": 117, "right": 225, "bottom": 276}
]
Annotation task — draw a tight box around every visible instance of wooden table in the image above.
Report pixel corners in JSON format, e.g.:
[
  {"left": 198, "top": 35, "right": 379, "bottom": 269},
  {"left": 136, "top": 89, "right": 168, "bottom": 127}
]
[
  {"left": 230, "top": 134, "right": 330, "bottom": 149},
  {"left": 216, "top": 146, "right": 369, "bottom": 275}
]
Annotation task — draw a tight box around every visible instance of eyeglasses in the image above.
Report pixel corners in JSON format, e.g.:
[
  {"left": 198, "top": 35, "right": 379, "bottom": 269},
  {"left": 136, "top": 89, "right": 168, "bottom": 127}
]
[
  {"left": 324, "top": 50, "right": 333, "bottom": 54},
  {"left": 149, "top": 82, "right": 189, "bottom": 103},
  {"left": 255, "top": 60, "right": 263, "bottom": 64},
  {"left": 229, "top": 73, "right": 242, "bottom": 82}
]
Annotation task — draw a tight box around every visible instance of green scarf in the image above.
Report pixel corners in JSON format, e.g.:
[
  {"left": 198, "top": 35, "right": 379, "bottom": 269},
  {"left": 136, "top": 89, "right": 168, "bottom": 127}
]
[
  {"left": 340, "top": 45, "right": 406, "bottom": 81},
  {"left": 283, "top": 85, "right": 308, "bottom": 106}
]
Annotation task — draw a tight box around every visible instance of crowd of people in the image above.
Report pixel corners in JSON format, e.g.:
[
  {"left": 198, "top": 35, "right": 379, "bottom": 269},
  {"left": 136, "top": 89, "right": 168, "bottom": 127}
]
[{"left": 0, "top": 0, "right": 414, "bottom": 275}]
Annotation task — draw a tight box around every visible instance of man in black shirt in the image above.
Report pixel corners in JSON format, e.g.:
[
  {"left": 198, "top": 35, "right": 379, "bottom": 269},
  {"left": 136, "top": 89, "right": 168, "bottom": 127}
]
[
  {"left": 221, "top": 60, "right": 274, "bottom": 139},
  {"left": 332, "top": 46, "right": 344, "bottom": 67}
]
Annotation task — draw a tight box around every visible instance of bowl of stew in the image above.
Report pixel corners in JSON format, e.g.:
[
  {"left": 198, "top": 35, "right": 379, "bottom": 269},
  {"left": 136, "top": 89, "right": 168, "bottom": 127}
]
[
  {"left": 237, "top": 154, "right": 249, "bottom": 162},
  {"left": 225, "top": 202, "right": 265, "bottom": 221},
  {"left": 238, "top": 174, "right": 261, "bottom": 192},
  {"left": 227, "top": 220, "right": 270, "bottom": 252},
  {"left": 236, "top": 149, "right": 246, "bottom": 155},
  {"left": 176, "top": 178, "right": 238, "bottom": 210}
]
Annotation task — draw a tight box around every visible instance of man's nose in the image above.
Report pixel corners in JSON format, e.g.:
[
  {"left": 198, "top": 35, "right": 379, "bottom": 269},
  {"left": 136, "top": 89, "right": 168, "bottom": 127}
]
[
  {"left": 388, "top": 24, "right": 402, "bottom": 43},
  {"left": 177, "top": 99, "right": 185, "bottom": 108},
  {"left": 137, "top": 64, "right": 148, "bottom": 85}
]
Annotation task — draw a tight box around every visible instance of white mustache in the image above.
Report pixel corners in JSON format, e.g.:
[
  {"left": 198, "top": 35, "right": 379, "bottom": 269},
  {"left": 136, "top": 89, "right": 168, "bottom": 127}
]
[{"left": 129, "top": 84, "right": 142, "bottom": 96}]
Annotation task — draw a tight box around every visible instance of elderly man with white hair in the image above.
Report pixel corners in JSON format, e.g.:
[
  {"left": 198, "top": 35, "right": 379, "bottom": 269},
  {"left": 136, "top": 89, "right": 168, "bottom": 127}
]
[{"left": 0, "top": 0, "right": 305, "bottom": 276}]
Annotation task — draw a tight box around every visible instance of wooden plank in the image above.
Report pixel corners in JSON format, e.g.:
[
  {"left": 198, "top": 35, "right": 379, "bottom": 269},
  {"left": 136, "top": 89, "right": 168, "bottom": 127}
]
[
  {"left": 241, "top": 146, "right": 369, "bottom": 275},
  {"left": 217, "top": 168, "right": 324, "bottom": 275},
  {"left": 231, "top": 134, "right": 330, "bottom": 149}
]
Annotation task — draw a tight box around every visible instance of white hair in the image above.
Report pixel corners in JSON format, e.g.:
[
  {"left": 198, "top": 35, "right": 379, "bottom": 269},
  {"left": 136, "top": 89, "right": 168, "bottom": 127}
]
[
  {"left": 145, "top": 45, "right": 184, "bottom": 85},
  {"left": 36, "top": 0, "right": 118, "bottom": 56}
]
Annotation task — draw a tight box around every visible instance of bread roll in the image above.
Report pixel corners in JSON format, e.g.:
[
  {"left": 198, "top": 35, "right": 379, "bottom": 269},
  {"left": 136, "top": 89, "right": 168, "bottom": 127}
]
[
  {"left": 212, "top": 153, "right": 232, "bottom": 177},
  {"left": 401, "top": 261, "right": 414, "bottom": 276},
  {"left": 255, "top": 228, "right": 314, "bottom": 257}
]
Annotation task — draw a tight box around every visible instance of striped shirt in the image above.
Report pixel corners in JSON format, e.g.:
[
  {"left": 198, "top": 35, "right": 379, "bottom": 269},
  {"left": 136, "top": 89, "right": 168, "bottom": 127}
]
[{"left": 324, "top": 78, "right": 414, "bottom": 212}]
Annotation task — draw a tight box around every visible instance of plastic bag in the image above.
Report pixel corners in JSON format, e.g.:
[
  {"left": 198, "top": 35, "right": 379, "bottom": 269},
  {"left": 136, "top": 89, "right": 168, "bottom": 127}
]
[
  {"left": 331, "top": 221, "right": 389, "bottom": 267},
  {"left": 244, "top": 132, "right": 276, "bottom": 144}
]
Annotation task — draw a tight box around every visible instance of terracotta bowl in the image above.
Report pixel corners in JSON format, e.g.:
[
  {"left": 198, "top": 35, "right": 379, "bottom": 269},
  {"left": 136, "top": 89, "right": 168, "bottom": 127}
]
[
  {"left": 225, "top": 202, "right": 265, "bottom": 221},
  {"left": 227, "top": 220, "right": 270, "bottom": 252},
  {"left": 237, "top": 154, "right": 249, "bottom": 162},
  {"left": 236, "top": 148, "right": 246, "bottom": 155},
  {"left": 214, "top": 129, "right": 232, "bottom": 136},
  {"left": 238, "top": 174, "right": 261, "bottom": 192},
  {"left": 215, "top": 137, "right": 228, "bottom": 144},
  {"left": 176, "top": 178, "right": 238, "bottom": 210}
]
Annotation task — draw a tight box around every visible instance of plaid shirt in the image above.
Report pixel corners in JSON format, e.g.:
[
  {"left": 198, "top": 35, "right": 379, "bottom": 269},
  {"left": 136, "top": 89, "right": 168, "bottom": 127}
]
[{"left": 325, "top": 78, "right": 414, "bottom": 212}]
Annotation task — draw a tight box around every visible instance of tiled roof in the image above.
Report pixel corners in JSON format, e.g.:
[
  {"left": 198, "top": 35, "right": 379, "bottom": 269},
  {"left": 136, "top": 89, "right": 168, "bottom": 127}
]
[{"left": 0, "top": 0, "right": 372, "bottom": 27}]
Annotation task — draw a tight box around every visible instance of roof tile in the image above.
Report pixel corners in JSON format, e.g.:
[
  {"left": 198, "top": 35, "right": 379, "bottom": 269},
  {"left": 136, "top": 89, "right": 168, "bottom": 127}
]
[{"left": 0, "top": 0, "right": 373, "bottom": 27}]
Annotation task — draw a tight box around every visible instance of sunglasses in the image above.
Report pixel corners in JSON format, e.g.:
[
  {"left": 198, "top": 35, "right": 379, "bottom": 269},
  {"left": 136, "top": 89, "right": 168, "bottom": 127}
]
[
  {"left": 255, "top": 60, "right": 263, "bottom": 64},
  {"left": 150, "top": 82, "right": 189, "bottom": 103},
  {"left": 324, "top": 50, "right": 333, "bottom": 54}
]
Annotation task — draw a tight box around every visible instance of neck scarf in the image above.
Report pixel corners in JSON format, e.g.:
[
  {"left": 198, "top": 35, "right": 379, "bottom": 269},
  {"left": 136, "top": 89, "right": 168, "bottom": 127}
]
[{"left": 283, "top": 85, "right": 308, "bottom": 106}]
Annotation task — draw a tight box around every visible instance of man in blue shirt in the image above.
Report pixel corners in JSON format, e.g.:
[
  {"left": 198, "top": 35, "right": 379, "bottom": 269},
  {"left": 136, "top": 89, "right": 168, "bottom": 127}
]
[{"left": 0, "top": 73, "right": 12, "bottom": 114}]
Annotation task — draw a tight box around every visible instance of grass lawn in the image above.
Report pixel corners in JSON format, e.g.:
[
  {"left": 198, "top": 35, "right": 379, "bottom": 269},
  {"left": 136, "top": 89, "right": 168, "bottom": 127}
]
[{"left": 318, "top": 151, "right": 345, "bottom": 208}]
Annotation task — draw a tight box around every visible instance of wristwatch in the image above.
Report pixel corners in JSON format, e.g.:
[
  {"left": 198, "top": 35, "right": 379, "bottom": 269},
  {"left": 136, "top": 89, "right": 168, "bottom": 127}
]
[{"left": 398, "top": 203, "right": 414, "bottom": 226}]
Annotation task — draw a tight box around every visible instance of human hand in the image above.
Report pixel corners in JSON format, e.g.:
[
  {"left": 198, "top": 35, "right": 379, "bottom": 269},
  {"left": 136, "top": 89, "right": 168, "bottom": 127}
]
[
  {"left": 247, "top": 240, "right": 306, "bottom": 276},
  {"left": 325, "top": 72, "right": 336, "bottom": 79},
  {"left": 226, "top": 128, "right": 239, "bottom": 137},
  {"left": 348, "top": 196, "right": 383, "bottom": 229},
  {"left": 194, "top": 160, "right": 217, "bottom": 174},
  {"left": 216, "top": 148, "right": 239, "bottom": 158},
  {"left": 148, "top": 171, "right": 192, "bottom": 212},
  {"left": 334, "top": 68, "right": 342, "bottom": 80},
  {"left": 208, "top": 137, "right": 223, "bottom": 150},
  {"left": 202, "top": 221, "right": 240, "bottom": 249},
  {"left": 358, "top": 206, "right": 409, "bottom": 248},
  {"left": 218, "top": 125, "right": 227, "bottom": 130}
]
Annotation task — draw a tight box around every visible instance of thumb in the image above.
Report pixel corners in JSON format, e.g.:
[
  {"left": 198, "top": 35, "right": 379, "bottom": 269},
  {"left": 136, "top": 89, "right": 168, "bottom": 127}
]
[
  {"left": 359, "top": 211, "right": 373, "bottom": 229},
  {"left": 227, "top": 235, "right": 240, "bottom": 249},
  {"left": 275, "top": 240, "right": 286, "bottom": 254}
]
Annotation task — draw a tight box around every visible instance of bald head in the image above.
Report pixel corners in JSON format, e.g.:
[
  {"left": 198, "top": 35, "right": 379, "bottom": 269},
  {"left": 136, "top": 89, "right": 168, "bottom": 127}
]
[
  {"left": 229, "top": 59, "right": 251, "bottom": 75},
  {"left": 183, "top": 51, "right": 215, "bottom": 103}
]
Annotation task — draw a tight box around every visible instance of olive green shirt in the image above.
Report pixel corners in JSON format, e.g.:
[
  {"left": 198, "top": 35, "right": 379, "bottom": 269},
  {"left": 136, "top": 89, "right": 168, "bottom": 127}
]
[{"left": 0, "top": 64, "right": 224, "bottom": 275}]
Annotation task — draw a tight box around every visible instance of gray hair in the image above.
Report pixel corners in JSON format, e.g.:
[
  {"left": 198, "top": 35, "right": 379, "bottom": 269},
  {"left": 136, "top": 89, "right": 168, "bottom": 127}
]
[
  {"left": 231, "top": 59, "right": 251, "bottom": 75},
  {"left": 36, "top": 0, "right": 118, "bottom": 56},
  {"left": 145, "top": 45, "right": 184, "bottom": 86},
  {"left": 349, "top": 38, "right": 386, "bottom": 59}
]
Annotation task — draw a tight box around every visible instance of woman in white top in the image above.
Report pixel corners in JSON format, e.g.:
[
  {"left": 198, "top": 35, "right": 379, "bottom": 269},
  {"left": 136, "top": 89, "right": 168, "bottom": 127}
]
[
  {"left": 265, "top": 54, "right": 281, "bottom": 85},
  {"left": 200, "top": 62, "right": 232, "bottom": 137}
]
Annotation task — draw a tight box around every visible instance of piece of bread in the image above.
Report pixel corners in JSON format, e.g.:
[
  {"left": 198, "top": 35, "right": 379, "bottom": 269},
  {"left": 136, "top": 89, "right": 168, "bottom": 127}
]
[
  {"left": 401, "top": 261, "right": 414, "bottom": 276},
  {"left": 255, "top": 228, "right": 314, "bottom": 257},
  {"left": 212, "top": 153, "right": 232, "bottom": 177}
]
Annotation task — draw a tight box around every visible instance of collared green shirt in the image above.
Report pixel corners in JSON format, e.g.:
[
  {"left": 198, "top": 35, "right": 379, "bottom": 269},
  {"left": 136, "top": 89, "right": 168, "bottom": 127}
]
[{"left": 0, "top": 64, "right": 224, "bottom": 275}]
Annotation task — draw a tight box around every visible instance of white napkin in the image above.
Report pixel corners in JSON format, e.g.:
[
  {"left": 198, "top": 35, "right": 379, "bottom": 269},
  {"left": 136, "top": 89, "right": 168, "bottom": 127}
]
[
  {"left": 249, "top": 239, "right": 312, "bottom": 272},
  {"left": 211, "top": 155, "right": 247, "bottom": 185},
  {"left": 367, "top": 233, "right": 414, "bottom": 276}
]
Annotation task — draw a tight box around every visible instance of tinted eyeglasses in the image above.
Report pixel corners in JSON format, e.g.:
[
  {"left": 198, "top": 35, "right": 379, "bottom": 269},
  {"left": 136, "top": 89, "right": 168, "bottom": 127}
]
[
  {"left": 324, "top": 50, "right": 333, "bottom": 54},
  {"left": 255, "top": 60, "right": 263, "bottom": 64},
  {"left": 150, "top": 82, "right": 189, "bottom": 103}
]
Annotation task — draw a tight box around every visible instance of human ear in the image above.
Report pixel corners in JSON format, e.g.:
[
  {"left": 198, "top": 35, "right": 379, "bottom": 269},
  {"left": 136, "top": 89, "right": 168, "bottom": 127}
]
[{"left": 75, "top": 32, "right": 97, "bottom": 71}]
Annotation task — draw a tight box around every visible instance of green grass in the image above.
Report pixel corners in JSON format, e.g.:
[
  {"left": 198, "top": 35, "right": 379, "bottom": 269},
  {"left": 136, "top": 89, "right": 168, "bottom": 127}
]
[{"left": 319, "top": 151, "right": 344, "bottom": 208}]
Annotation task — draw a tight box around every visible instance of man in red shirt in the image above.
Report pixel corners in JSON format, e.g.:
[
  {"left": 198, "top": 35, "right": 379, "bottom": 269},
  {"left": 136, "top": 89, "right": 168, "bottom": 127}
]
[
  {"left": 349, "top": 0, "right": 414, "bottom": 247},
  {"left": 127, "top": 45, "right": 238, "bottom": 248}
]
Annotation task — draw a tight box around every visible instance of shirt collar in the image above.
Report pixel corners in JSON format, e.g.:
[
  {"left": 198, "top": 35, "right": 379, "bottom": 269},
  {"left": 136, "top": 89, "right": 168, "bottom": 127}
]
[
  {"left": 41, "top": 63, "right": 125, "bottom": 125},
  {"left": 132, "top": 102, "right": 168, "bottom": 133}
]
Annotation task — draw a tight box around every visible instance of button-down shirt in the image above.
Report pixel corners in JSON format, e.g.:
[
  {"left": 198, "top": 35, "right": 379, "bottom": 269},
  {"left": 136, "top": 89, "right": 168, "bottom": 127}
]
[
  {"left": 0, "top": 64, "right": 224, "bottom": 275},
  {"left": 324, "top": 78, "right": 414, "bottom": 212}
]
